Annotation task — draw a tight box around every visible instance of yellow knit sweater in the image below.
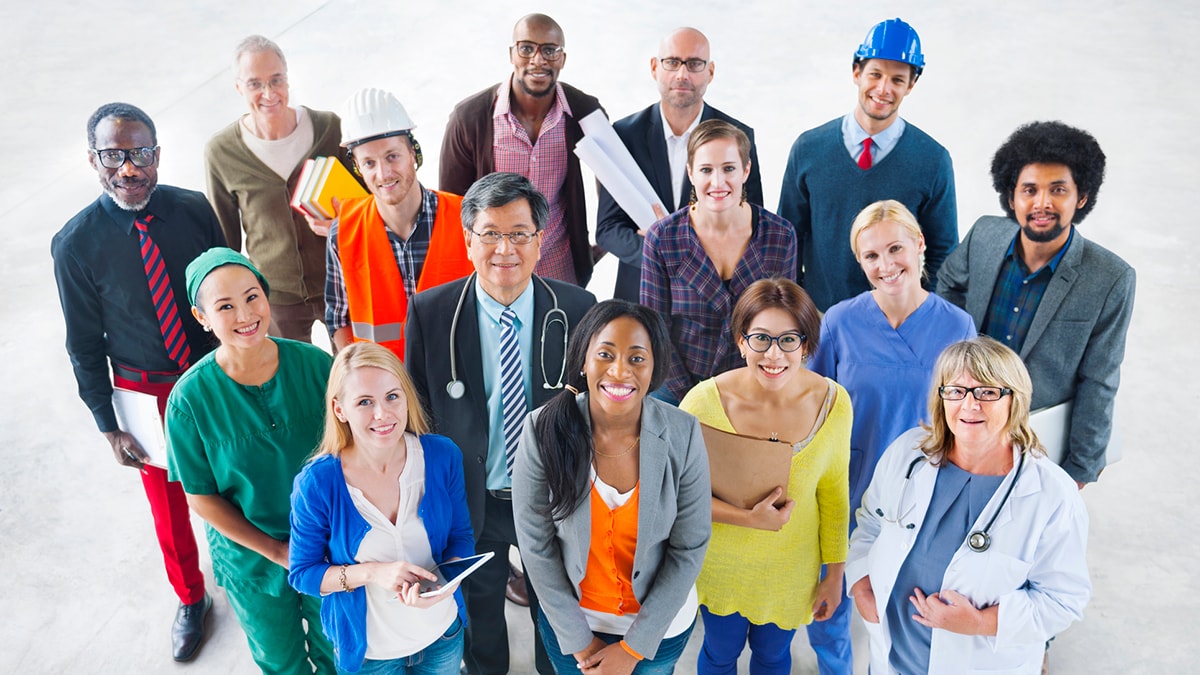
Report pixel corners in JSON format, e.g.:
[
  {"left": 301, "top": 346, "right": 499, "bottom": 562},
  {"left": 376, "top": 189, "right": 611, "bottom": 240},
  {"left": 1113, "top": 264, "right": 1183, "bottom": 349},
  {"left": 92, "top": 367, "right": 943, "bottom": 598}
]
[{"left": 679, "top": 377, "right": 850, "bottom": 629}]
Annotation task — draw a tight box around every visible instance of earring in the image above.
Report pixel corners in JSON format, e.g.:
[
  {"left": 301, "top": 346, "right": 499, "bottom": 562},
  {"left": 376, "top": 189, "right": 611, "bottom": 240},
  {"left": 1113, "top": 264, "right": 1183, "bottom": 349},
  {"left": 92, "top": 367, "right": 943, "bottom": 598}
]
[
  {"left": 688, "top": 186, "right": 697, "bottom": 211},
  {"left": 739, "top": 185, "right": 748, "bottom": 206},
  {"left": 202, "top": 325, "right": 211, "bottom": 332}
]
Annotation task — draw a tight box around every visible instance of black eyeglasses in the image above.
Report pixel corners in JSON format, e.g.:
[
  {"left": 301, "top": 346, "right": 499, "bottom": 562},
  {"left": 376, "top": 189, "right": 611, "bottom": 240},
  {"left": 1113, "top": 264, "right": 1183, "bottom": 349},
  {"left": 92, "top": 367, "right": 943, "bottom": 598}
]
[
  {"left": 512, "top": 41, "right": 564, "bottom": 61},
  {"left": 938, "top": 385, "right": 1013, "bottom": 402},
  {"left": 92, "top": 146, "right": 158, "bottom": 169},
  {"left": 469, "top": 228, "right": 540, "bottom": 246},
  {"left": 742, "top": 332, "right": 806, "bottom": 353},
  {"left": 658, "top": 57, "right": 708, "bottom": 73}
]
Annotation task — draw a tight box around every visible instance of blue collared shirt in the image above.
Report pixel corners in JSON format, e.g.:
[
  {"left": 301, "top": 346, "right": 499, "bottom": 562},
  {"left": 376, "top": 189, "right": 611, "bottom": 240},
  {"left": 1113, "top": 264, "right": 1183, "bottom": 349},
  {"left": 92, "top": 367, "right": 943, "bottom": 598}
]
[
  {"left": 982, "top": 228, "right": 1075, "bottom": 352},
  {"left": 841, "top": 113, "right": 906, "bottom": 165},
  {"left": 475, "top": 279, "right": 535, "bottom": 489}
]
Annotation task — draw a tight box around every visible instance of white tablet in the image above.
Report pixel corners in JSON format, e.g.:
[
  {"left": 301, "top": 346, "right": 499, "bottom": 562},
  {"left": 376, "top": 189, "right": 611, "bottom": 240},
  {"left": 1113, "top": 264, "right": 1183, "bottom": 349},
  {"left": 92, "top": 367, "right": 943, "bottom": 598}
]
[{"left": 418, "top": 551, "right": 496, "bottom": 597}]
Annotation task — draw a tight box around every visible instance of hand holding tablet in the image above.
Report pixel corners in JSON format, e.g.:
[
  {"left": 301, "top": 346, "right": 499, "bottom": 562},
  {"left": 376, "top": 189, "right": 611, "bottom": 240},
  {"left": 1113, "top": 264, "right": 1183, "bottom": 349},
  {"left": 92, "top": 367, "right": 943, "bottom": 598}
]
[{"left": 417, "top": 551, "right": 496, "bottom": 598}]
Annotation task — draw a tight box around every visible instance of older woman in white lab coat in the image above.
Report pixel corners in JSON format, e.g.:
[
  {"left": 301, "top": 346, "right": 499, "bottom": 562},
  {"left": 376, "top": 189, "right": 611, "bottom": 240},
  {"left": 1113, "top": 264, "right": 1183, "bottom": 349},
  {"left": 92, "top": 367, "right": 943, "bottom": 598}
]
[{"left": 846, "top": 337, "right": 1090, "bottom": 675}]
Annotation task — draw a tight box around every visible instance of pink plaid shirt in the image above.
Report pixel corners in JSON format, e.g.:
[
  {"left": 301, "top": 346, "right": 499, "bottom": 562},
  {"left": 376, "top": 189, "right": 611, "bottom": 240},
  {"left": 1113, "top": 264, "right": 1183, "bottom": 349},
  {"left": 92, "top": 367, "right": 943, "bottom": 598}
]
[{"left": 492, "top": 78, "right": 576, "bottom": 284}]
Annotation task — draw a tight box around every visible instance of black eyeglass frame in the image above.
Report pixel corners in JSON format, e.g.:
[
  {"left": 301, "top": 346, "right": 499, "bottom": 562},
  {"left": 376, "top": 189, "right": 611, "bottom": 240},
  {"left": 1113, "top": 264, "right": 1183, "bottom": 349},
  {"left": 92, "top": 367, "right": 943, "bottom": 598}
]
[
  {"left": 658, "top": 57, "right": 709, "bottom": 73},
  {"left": 511, "top": 41, "right": 565, "bottom": 61},
  {"left": 937, "top": 385, "right": 1013, "bottom": 402},
  {"left": 741, "top": 332, "right": 807, "bottom": 353},
  {"left": 91, "top": 146, "right": 159, "bottom": 169}
]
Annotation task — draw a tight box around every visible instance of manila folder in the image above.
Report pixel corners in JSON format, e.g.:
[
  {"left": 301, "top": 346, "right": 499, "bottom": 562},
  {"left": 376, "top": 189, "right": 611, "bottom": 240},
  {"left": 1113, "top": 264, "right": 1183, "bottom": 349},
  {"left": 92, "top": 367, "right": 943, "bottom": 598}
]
[{"left": 700, "top": 424, "right": 792, "bottom": 509}]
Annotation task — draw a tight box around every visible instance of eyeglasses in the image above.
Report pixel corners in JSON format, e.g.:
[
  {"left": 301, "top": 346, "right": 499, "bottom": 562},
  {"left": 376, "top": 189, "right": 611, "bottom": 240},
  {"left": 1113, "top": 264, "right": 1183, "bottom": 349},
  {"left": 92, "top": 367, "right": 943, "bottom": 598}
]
[
  {"left": 91, "top": 146, "right": 158, "bottom": 169},
  {"left": 658, "top": 57, "right": 708, "bottom": 73},
  {"left": 469, "top": 228, "right": 540, "bottom": 246},
  {"left": 239, "top": 76, "right": 288, "bottom": 92},
  {"left": 742, "top": 332, "right": 806, "bottom": 353},
  {"left": 938, "top": 385, "right": 1013, "bottom": 402},
  {"left": 512, "top": 41, "right": 565, "bottom": 61}
]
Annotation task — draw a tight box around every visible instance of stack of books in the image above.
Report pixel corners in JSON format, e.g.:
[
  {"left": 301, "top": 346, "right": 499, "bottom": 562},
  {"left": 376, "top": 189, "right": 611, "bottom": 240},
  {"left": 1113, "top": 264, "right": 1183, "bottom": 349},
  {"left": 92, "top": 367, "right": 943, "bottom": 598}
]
[{"left": 290, "top": 156, "right": 368, "bottom": 219}]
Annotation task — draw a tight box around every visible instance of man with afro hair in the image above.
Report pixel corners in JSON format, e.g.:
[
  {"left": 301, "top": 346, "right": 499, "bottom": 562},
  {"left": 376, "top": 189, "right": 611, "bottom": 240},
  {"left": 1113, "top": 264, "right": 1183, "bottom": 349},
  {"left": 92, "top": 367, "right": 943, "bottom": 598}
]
[{"left": 938, "top": 120, "right": 1135, "bottom": 488}]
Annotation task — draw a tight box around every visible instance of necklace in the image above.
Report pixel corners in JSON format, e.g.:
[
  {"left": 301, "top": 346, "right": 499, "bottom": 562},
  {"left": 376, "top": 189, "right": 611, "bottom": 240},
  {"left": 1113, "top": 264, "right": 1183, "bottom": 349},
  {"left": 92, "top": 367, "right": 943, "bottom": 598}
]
[{"left": 593, "top": 436, "right": 639, "bottom": 458}]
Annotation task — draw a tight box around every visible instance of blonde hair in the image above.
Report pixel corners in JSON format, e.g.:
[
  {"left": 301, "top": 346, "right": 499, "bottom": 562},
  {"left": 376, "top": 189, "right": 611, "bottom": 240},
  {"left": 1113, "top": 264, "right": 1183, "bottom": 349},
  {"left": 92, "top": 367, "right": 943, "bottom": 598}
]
[
  {"left": 849, "top": 200, "right": 926, "bottom": 281},
  {"left": 313, "top": 343, "right": 430, "bottom": 459},
  {"left": 919, "top": 337, "right": 1044, "bottom": 464}
]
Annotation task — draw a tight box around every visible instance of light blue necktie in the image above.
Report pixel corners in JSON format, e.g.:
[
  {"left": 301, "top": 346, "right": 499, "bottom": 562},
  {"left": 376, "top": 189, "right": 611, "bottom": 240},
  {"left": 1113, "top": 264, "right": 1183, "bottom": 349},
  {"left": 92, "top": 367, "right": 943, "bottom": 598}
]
[{"left": 499, "top": 307, "right": 527, "bottom": 476}]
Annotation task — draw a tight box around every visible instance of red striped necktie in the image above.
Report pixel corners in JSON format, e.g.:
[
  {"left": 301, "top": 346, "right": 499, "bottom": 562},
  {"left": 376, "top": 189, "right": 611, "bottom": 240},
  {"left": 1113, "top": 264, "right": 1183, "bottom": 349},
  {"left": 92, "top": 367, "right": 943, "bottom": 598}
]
[
  {"left": 858, "top": 137, "right": 874, "bottom": 170},
  {"left": 134, "top": 214, "right": 191, "bottom": 369}
]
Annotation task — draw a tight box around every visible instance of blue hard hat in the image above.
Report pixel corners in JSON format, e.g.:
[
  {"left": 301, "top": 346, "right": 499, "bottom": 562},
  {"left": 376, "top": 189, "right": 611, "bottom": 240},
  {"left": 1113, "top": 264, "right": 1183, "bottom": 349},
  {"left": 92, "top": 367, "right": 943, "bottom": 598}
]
[{"left": 854, "top": 18, "right": 925, "bottom": 77}]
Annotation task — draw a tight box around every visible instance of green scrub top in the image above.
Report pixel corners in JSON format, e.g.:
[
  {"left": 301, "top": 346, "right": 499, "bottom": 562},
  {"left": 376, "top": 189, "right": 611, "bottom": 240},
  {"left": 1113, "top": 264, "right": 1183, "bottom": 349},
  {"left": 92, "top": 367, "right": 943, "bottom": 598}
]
[{"left": 167, "top": 338, "right": 332, "bottom": 595}]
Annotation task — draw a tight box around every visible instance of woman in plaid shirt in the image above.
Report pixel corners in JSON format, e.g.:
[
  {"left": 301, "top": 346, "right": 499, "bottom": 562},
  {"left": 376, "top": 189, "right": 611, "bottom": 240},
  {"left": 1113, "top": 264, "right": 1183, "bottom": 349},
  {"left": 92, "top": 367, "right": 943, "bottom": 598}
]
[{"left": 640, "top": 120, "right": 797, "bottom": 404}]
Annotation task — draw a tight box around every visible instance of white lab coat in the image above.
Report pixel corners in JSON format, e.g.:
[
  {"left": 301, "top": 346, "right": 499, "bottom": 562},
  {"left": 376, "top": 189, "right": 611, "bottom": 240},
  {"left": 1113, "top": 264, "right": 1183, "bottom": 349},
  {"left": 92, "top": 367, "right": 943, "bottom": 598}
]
[{"left": 846, "top": 428, "right": 1091, "bottom": 675}]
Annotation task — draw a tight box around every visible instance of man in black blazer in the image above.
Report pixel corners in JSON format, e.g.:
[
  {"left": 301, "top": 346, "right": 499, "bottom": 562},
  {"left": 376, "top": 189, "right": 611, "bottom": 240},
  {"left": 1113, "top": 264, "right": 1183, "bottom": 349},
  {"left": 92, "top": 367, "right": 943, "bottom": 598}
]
[
  {"left": 596, "top": 27, "right": 763, "bottom": 301},
  {"left": 406, "top": 172, "right": 596, "bottom": 675}
]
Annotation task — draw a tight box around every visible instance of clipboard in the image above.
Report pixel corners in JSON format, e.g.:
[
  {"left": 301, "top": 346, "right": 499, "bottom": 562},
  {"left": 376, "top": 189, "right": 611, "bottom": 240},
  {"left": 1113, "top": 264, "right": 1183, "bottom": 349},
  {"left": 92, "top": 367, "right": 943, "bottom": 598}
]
[
  {"left": 1029, "top": 399, "right": 1123, "bottom": 466},
  {"left": 112, "top": 387, "right": 169, "bottom": 469},
  {"left": 700, "top": 424, "right": 793, "bottom": 509}
]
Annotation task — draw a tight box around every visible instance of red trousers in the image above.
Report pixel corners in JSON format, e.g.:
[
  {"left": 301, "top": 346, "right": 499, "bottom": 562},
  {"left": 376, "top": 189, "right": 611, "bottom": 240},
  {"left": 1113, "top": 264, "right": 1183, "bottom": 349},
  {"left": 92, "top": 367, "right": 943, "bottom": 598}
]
[{"left": 113, "top": 370, "right": 205, "bottom": 605}]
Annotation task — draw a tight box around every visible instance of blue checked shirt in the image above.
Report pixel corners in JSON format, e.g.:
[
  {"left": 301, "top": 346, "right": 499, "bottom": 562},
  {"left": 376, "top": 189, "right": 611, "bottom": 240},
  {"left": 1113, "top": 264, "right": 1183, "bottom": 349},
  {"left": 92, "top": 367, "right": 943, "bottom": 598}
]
[
  {"left": 982, "top": 228, "right": 1075, "bottom": 352},
  {"left": 325, "top": 188, "right": 437, "bottom": 335},
  {"left": 640, "top": 205, "right": 797, "bottom": 401}
]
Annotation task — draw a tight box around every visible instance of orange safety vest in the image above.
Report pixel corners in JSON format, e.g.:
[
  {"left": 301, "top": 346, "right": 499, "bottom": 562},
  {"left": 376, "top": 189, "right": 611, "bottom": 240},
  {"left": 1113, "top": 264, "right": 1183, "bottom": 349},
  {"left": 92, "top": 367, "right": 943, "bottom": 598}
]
[{"left": 338, "top": 190, "right": 472, "bottom": 359}]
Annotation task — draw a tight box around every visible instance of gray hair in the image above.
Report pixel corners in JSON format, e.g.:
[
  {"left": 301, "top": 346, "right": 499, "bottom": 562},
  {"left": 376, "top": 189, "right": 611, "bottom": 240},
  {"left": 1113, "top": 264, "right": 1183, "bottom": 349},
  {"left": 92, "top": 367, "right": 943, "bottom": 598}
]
[
  {"left": 460, "top": 172, "right": 549, "bottom": 232},
  {"left": 233, "top": 35, "right": 287, "bottom": 70}
]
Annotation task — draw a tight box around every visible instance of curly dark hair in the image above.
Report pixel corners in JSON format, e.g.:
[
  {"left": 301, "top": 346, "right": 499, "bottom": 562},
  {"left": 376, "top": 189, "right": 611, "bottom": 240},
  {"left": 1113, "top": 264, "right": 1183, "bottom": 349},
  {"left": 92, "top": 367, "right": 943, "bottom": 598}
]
[{"left": 990, "top": 121, "right": 1105, "bottom": 224}]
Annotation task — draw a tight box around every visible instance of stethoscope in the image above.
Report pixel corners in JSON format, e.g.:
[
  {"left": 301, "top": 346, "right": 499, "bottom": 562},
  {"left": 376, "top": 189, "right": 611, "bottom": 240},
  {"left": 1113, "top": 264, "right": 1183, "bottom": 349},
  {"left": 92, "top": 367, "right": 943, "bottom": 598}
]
[
  {"left": 445, "top": 273, "right": 569, "bottom": 400},
  {"left": 878, "top": 450, "right": 1026, "bottom": 553}
]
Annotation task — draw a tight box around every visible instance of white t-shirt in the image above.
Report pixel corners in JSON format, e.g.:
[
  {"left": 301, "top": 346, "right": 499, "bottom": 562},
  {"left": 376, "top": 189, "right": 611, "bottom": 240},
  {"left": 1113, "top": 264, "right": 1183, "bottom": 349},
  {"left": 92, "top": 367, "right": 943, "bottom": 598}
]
[{"left": 240, "top": 106, "right": 314, "bottom": 180}]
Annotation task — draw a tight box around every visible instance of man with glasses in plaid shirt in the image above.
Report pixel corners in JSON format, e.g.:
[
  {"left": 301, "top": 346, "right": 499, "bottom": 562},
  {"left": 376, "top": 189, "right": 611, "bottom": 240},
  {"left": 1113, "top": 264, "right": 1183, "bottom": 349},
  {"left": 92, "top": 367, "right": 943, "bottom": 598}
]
[{"left": 440, "top": 13, "right": 606, "bottom": 288}]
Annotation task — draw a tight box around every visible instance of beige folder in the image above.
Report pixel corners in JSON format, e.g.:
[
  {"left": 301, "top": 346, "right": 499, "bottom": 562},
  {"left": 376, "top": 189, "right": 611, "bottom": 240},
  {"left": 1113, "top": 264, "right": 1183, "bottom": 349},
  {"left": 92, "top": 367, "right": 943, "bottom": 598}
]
[{"left": 700, "top": 424, "right": 793, "bottom": 509}]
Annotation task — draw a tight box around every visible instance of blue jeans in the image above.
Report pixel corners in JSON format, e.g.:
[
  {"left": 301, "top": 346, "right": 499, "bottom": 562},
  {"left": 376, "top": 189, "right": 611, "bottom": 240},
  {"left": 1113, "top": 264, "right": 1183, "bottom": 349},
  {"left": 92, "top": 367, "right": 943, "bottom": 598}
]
[
  {"left": 697, "top": 607, "right": 796, "bottom": 675},
  {"left": 538, "top": 609, "right": 693, "bottom": 674},
  {"left": 339, "top": 617, "right": 464, "bottom": 675}
]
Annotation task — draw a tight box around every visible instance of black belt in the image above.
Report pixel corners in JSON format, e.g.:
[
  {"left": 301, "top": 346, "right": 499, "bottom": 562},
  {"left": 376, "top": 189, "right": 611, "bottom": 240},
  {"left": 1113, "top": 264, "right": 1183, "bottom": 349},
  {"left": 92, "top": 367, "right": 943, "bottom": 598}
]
[
  {"left": 112, "top": 363, "right": 184, "bottom": 384},
  {"left": 487, "top": 488, "right": 513, "bottom": 501}
]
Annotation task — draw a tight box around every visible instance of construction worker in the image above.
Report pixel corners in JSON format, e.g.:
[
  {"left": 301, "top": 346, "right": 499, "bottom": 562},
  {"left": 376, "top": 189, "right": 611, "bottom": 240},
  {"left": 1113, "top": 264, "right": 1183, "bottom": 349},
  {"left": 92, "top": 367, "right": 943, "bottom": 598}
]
[{"left": 326, "top": 88, "right": 474, "bottom": 358}]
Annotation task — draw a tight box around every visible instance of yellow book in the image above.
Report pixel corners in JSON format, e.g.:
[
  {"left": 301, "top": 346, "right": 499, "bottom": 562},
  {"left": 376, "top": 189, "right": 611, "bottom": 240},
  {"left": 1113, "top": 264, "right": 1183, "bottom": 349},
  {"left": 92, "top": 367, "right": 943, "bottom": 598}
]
[{"left": 310, "top": 156, "right": 367, "bottom": 219}]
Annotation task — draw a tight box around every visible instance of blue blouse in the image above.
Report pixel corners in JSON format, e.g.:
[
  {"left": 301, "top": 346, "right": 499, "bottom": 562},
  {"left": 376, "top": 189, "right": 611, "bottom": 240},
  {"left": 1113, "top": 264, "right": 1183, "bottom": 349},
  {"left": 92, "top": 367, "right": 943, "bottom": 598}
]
[{"left": 886, "top": 461, "right": 1004, "bottom": 674}]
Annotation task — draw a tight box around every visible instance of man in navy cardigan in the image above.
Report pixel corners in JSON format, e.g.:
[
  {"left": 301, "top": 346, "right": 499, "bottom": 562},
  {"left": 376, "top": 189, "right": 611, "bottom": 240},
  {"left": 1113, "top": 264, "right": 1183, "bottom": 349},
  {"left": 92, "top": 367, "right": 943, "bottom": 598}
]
[
  {"left": 779, "top": 17, "right": 957, "bottom": 313},
  {"left": 595, "top": 27, "right": 763, "bottom": 302}
]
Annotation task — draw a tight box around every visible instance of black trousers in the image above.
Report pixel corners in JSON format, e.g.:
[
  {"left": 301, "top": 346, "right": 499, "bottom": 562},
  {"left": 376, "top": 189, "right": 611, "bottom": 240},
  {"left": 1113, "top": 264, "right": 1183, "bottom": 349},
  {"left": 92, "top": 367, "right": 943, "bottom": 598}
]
[{"left": 462, "top": 492, "right": 553, "bottom": 675}]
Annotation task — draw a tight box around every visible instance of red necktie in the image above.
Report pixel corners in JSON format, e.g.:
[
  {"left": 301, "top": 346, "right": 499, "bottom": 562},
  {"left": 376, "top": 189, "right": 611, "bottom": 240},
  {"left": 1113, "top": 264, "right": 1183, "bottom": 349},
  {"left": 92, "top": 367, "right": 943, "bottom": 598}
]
[
  {"left": 134, "top": 215, "right": 191, "bottom": 369},
  {"left": 858, "top": 137, "right": 873, "bottom": 170}
]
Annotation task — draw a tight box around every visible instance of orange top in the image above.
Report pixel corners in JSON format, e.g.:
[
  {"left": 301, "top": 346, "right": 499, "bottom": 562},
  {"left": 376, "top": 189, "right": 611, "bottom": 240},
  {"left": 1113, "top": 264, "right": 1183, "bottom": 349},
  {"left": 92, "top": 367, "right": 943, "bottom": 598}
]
[
  {"left": 337, "top": 191, "right": 472, "bottom": 359},
  {"left": 579, "top": 482, "right": 641, "bottom": 616}
]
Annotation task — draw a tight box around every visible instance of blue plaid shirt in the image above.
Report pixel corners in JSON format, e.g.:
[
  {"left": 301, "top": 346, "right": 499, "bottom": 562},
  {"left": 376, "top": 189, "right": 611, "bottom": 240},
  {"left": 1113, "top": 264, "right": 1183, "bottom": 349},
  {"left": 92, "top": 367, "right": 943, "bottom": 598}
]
[
  {"left": 982, "top": 228, "right": 1074, "bottom": 352},
  {"left": 640, "top": 204, "right": 797, "bottom": 401}
]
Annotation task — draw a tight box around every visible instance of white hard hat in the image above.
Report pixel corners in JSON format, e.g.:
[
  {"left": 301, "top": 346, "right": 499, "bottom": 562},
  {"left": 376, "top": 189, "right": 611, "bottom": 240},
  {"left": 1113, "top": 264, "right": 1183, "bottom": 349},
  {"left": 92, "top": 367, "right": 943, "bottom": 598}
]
[{"left": 340, "top": 88, "right": 417, "bottom": 148}]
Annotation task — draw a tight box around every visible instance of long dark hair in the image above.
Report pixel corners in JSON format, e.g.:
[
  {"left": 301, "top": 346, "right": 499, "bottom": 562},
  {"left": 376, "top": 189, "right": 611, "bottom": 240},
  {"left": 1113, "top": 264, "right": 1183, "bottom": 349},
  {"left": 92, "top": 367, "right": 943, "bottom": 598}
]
[{"left": 533, "top": 300, "right": 670, "bottom": 520}]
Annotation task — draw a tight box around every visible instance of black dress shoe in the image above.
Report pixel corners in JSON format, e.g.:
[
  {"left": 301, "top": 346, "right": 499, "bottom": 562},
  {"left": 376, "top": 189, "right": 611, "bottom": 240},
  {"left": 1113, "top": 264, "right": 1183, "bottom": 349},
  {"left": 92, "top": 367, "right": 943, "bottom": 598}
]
[{"left": 172, "top": 593, "right": 212, "bottom": 662}]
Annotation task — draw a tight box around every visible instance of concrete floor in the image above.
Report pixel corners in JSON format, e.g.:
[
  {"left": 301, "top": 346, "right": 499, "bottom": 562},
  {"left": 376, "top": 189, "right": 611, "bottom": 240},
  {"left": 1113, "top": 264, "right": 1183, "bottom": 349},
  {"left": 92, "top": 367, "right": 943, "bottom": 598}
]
[{"left": 2, "top": 1, "right": 1196, "bottom": 672}]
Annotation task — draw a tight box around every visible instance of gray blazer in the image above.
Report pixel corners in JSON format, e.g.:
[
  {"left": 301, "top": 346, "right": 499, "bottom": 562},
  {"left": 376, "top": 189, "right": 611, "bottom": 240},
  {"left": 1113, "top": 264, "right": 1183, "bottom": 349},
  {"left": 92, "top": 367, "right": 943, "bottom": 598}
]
[
  {"left": 937, "top": 215, "right": 1136, "bottom": 483},
  {"left": 512, "top": 394, "right": 711, "bottom": 660}
]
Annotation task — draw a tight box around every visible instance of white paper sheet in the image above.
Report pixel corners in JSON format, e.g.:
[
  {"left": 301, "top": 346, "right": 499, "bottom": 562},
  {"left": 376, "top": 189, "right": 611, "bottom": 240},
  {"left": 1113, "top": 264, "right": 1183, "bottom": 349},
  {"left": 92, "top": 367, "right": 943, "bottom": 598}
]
[
  {"left": 112, "top": 387, "right": 169, "bottom": 469},
  {"left": 574, "top": 109, "right": 666, "bottom": 229}
]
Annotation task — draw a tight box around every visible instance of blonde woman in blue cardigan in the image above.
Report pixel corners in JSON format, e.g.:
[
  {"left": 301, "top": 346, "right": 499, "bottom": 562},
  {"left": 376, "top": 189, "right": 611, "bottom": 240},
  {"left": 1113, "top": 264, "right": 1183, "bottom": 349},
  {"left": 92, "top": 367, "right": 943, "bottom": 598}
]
[{"left": 290, "top": 343, "right": 474, "bottom": 674}]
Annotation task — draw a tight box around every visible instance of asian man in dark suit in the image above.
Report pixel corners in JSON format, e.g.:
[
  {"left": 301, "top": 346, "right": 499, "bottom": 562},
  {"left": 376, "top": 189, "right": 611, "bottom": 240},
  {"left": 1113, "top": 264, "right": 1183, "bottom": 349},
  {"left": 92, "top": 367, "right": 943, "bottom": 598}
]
[
  {"left": 406, "top": 172, "right": 596, "bottom": 675},
  {"left": 938, "top": 120, "right": 1135, "bottom": 489},
  {"left": 596, "top": 27, "right": 763, "bottom": 301}
]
